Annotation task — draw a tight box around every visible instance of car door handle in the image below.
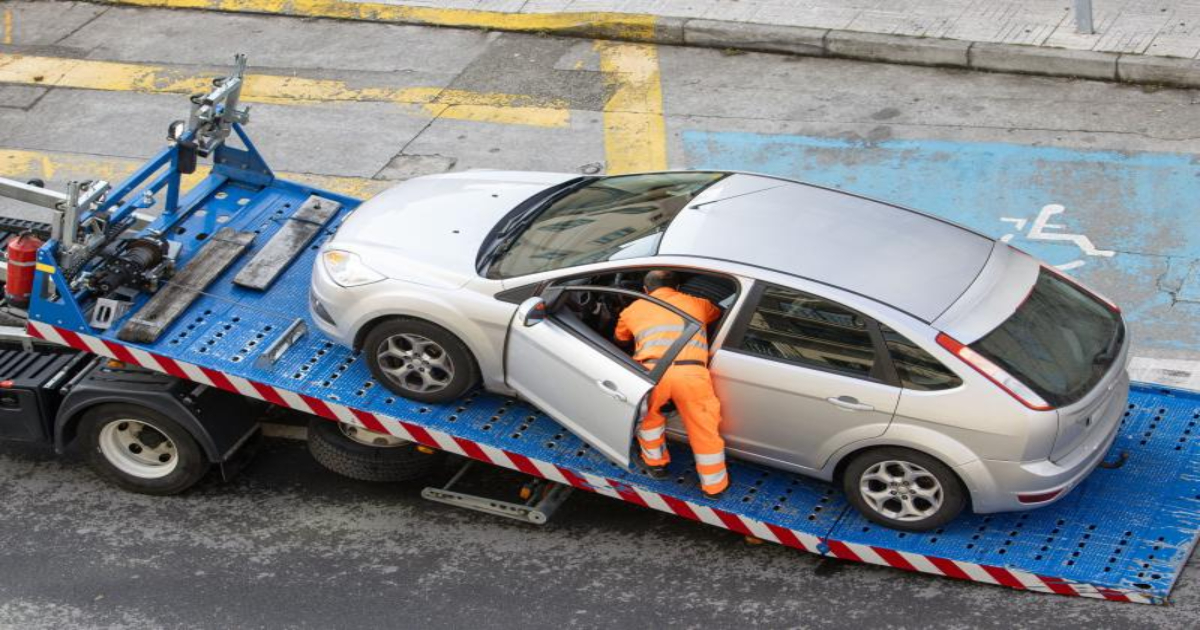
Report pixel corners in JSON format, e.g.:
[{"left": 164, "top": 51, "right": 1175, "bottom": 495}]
[
  {"left": 596, "top": 379, "right": 627, "bottom": 402},
  {"left": 826, "top": 396, "right": 874, "bottom": 412}
]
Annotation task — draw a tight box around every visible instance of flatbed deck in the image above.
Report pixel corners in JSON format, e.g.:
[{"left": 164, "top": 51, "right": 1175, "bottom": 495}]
[{"left": 26, "top": 173, "right": 1200, "bottom": 605}]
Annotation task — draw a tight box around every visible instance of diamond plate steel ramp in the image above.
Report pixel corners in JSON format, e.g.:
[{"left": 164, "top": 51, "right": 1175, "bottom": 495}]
[{"left": 30, "top": 176, "right": 1200, "bottom": 605}]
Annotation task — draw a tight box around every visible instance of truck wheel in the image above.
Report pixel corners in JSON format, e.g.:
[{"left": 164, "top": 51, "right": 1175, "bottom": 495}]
[
  {"left": 307, "top": 418, "right": 443, "bottom": 482},
  {"left": 842, "top": 447, "right": 966, "bottom": 532},
  {"left": 79, "top": 404, "right": 209, "bottom": 495},
  {"left": 363, "top": 318, "right": 478, "bottom": 404}
]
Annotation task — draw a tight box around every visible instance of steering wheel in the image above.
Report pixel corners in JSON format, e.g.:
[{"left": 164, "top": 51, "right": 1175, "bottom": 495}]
[
  {"left": 565, "top": 289, "right": 593, "bottom": 313},
  {"left": 613, "top": 272, "right": 645, "bottom": 305}
]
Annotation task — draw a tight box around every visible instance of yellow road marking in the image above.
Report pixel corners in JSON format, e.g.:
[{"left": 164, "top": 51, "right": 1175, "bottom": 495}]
[
  {"left": 0, "top": 148, "right": 393, "bottom": 199},
  {"left": 596, "top": 42, "right": 667, "bottom": 174},
  {"left": 0, "top": 54, "right": 569, "bottom": 128},
  {"left": 105, "top": 0, "right": 658, "bottom": 41},
  {"left": 3, "top": 9, "right": 11, "bottom": 45}
]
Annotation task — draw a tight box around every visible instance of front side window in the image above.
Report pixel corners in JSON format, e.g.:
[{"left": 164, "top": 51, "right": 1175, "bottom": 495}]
[
  {"left": 880, "top": 325, "right": 962, "bottom": 391},
  {"left": 733, "top": 285, "right": 878, "bottom": 379},
  {"left": 487, "top": 172, "right": 725, "bottom": 278}
]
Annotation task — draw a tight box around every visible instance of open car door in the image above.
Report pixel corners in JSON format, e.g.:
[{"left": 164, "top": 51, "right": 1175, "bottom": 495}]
[{"left": 505, "top": 286, "right": 704, "bottom": 468}]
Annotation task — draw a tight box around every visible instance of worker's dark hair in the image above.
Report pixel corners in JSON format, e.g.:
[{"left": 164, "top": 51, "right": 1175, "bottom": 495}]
[{"left": 644, "top": 270, "right": 680, "bottom": 292}]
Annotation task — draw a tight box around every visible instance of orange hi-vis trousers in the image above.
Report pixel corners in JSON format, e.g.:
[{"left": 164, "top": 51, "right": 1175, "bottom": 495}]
[{"left": 636, "top": 364, "right": 729, "bottom": 495}]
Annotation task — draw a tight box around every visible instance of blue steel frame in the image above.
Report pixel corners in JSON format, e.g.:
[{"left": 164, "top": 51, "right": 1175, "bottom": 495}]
[{"left": 28, "top": 124, "right": 273, "bottom": 334}]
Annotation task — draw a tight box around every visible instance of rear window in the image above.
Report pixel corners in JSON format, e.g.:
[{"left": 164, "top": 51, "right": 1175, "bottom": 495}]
[{"left": 971, "top": 269, "right": 1122, "bottom": 407}]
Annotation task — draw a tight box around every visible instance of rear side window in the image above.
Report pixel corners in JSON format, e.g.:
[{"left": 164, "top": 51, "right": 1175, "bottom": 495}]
[
  {"left": 880, "top": 325, "right": 962, "bottom": 391},
  {"left": 971, "top": 269, "right": 1122, "bottom": 407},
  {"left": 733, "top": 285, "right": 877, "bottom": 379}
]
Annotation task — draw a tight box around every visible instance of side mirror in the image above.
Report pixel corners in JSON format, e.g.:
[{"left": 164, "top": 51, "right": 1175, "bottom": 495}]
[{"left": 519, "top": 297, "right": 547, "bottom": 327}]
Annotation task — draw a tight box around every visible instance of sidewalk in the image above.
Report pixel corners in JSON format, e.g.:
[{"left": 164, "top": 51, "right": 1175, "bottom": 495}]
[{"left": 102, "top": 0, "right": 1200, "bottom": 86}]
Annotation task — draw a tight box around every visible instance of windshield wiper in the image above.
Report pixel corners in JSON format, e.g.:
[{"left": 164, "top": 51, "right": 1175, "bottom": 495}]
[
  {"left": 497, "top": 177, "right": 593, "bottom": 237},
  {"left": 1093, "top": 324, "right": 1124, "bottom": 366},
  {"left": 478, "top": 177, "right": 595, "bottom": 274}
]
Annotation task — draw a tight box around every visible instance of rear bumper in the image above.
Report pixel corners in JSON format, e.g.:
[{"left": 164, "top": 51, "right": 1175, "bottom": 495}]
[{"left": 957, "top": 370, "right": 1130, "bottom": 513}]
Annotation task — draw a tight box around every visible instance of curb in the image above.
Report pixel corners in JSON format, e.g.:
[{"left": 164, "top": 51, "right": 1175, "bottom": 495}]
[{"left": 93, "top": 0, "right": 1200, "bottom": 89}]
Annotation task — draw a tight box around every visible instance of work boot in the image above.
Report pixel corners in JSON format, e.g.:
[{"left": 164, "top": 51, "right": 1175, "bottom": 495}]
[
  {"left": 643, "top": 458, "right": 672, "bottom": 480},
  {"left": 702, "top": 487, "right": 727, "bottom": 500},
  {"left": 643, "top": 464, "right": 670, "bottom": 480}
]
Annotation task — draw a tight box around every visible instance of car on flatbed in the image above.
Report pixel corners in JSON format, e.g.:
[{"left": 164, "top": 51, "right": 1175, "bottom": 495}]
[{"left": 309, "top": 170, "right": 1130, "bottom": 531}]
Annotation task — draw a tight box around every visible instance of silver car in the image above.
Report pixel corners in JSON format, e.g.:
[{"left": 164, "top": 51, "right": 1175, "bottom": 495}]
[{"left": 309, "top": 170, "right": 1130, "bottom": 531}]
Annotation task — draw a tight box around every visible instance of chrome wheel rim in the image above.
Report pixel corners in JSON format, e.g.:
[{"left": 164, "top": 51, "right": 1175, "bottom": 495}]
[
  {"left": 98, "top": 419, "right": 179, "bottom": 479},
  {"left": 859, "top": 460, "right": 943, "bottom": 522},
  {"left": 339, "top": 422, "right": 408, "bottom": 448},
  {"left": 376, "top": 333, "right": 455, "bottom": 393}
]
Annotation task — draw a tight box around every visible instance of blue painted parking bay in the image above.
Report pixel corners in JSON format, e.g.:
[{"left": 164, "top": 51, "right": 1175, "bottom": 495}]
[
  {"left": 682, "top": 132, "right": 1200, "bottom": 356},
  {"left": 26, "top": 170, "right": 1200, "bottom": 604}
]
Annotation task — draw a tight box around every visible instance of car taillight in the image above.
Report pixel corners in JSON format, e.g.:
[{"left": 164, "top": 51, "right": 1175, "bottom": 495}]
[
  {"left": 1043, "top": 264, "right": 1120, "bottom": 314},
  {"left": 936, "top": 333, "right": 1053, "bottom": 411},
  {"left": 1018, "top": 488, "right": 1064, "bottom": 504}
]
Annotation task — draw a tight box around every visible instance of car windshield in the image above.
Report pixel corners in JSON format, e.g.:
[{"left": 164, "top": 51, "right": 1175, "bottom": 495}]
[
  {"left": 970, "top": 269, "right": 1122, "bottom": 407},
  {"left": 486, "top": 172, "right": 726, "bottom": 278}
]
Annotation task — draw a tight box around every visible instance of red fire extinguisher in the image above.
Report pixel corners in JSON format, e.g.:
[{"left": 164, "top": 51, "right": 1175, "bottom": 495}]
[{"left": 6, "top": 233, "right": 44, "bottom": 309}]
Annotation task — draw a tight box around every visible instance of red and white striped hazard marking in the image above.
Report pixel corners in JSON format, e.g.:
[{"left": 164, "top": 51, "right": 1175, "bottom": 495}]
[{"left": 26, "top": 320, "right": 1158, "bottom": 604}]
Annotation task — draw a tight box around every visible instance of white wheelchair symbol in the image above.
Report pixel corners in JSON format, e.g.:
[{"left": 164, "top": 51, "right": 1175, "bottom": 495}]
[{"left": 999, "top": 204, "right": 1115, "bottom": 271}]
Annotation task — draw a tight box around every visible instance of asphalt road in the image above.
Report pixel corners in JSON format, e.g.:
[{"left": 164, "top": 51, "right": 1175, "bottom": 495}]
[{"left": 0, "top": 1, "right": 1198, "bottom": 628}]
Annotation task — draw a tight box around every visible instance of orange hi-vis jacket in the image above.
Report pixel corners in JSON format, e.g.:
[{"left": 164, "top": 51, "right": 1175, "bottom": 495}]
[{"left": 614, "top": 287, "right": 722, "bottom": 364}]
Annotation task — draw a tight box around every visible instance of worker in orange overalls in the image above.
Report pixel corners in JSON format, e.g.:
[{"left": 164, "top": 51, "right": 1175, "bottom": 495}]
[{"left": 614, "top": 270, "right": 729, "bottom": 498}]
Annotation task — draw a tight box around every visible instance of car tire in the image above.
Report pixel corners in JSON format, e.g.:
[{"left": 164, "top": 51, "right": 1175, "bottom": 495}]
[
  {"left": 842, "top": 447, "right": 966, "bottom": 532},
  {"left": 307, "top": 418, "right": 444, "bottom": 482},
  {"left": 79, "top": 404, "right": 210, "bottom": 495},
  {"left": 363, "top": 318, "right": 479, "bottom": 403}
]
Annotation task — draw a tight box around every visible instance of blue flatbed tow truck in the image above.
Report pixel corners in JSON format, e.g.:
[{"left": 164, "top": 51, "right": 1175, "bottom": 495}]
[{"left": 1, "top": 57, "right": 1198, "bottom": 605}]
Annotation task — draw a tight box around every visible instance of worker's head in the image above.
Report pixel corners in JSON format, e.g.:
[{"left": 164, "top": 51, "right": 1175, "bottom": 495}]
[{"left": 643, "top": 270, "right": 679, "bottom": 293}]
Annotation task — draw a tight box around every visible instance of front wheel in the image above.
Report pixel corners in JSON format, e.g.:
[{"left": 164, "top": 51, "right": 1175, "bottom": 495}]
[
  {"left": 842, "top": 447, "right": 966, "bottom": 532},
  {"left": 79, "top": 404, "right": 210, "bottom": 495},
  {"left": 363, "top": 318, "right": 479, "bottom": 403}
]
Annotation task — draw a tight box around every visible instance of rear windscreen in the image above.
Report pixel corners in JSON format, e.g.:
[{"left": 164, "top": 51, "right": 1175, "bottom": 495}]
[{"left": 970, "top": 269, "right": 1122, "bottom": 408}]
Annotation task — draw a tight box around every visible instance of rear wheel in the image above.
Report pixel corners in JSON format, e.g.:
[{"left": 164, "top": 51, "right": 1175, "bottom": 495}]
[
  {"left": 363, "top": 318, "right": 478, "bottom": 403},
  {"left": 842, "top": 447, "right": 966, "bottom": 532},
  {"left": 80, "top": 404, "right": 209, "bottom": 495},
  {"left": 307, "top": 418, "right": 444, "bottom": 482}
]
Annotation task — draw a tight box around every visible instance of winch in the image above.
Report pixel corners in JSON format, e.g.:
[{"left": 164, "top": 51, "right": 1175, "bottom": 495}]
[{"left": 85, "top": 236, "right": 173, "bottom": 297}]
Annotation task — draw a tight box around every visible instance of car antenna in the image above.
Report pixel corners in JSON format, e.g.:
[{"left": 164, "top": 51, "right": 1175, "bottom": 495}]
[{"left": 688, "top": 184, "right": 786, "bottom": 210}]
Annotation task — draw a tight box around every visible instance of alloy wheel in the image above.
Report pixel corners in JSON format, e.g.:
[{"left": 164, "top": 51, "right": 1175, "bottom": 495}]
[
  {"left": 858, "top": 459, "right": 944, "bottom": 522},
  {"left": 376, "top": 332, "right": 455, "bottom": 393}
]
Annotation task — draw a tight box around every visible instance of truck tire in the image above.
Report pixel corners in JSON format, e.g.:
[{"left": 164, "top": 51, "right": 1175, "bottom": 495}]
[
  {"left": 79, "top": 403, "right": 210, "bottom": 495},
  {"left": 307, "top": 418, "right": 443, "bottom": 483}
]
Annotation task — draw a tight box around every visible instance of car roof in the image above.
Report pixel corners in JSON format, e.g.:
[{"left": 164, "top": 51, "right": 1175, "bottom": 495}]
[{"left": 657, "top": 173, "right": 995, "bottom": 322}]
